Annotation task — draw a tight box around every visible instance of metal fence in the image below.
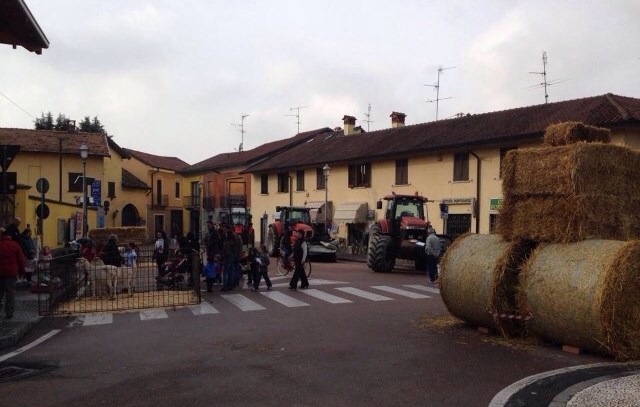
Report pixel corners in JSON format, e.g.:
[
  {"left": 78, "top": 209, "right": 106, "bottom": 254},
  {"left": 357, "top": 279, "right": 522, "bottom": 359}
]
[{"left": 36, "top": 249, "right": 201, "bottom": 315}]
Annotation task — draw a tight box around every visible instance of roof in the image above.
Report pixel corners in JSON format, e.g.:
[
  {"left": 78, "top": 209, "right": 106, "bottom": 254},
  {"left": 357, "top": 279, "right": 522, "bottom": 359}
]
[
  {"left": 107, "top": 137, "right": 131, "bottom": 159},
  {"left": 182, "top": 128, "right": 333, "bottom": 174},
  {"left": 122, "top": 168, "right": 150, "bottom": 190},
  {"left": 124, "top": 148, "right": 190, "bottom": 172},
  {"left": 0, "top": 0, "right": 49, "bottom": 54},
  {"left": 246, "top": 93, "right": 640, "bottom": 173},
  {"left": 0, "top": 128, "right": 110, "bottom": 156}
]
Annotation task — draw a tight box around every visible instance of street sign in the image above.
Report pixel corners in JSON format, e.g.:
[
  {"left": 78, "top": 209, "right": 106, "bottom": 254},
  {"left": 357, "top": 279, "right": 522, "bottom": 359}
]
[
  {"left": 36, "top": 178, "right": 49, "bottom": 194},
  {"left": 0, "top": 145, "right": 20, "bottom": 172},
  {"left": 36, "top": 203, "right": 50, "bottom": 219},
  {"left": 91, "top": 180, "right": 101, "bottom": 207},
  {"left": 0, "top": 172, "right": 17, "bottom": 194}
]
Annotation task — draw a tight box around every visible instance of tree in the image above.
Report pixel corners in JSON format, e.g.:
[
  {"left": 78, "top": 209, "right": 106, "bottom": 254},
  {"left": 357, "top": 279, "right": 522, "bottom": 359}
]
[
  {"left": 34, "top": 111, "right": 54, "bottom": 130},
  {"left": 78, "top": 116, "right": 107, "bottom": 135},
  {"left": 54, "top": 113, "right": 73, "bottom": 131}
]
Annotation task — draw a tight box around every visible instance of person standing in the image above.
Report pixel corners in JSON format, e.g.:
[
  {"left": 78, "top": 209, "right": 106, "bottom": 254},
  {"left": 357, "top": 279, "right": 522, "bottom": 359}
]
[
  {"left": 123, "top": 242, "right": 138, "bottom": 268},
  {"left": 103, "top": 234, "right": 123, "bottom": 267},
  {"left": 19, "top": 228, "right": 36, "bottom": 284},
  {"left": 0, "top": 229, "right": 25, "bottom": 319},
  {"left": 425, "top": 227, "right": 441, "bottom": 284},
  {"left": 288, "top": 230, "right": 309, "bottom": 290},
  {"left": 6, "top": 216, "right": 21, "bottom": 242},
  {"left": 221, "top": 230, "right": 238, "bottom": 291},
  {"left": 252, "top": 245, "right": 272, "bottom": 291},
  {"left": 153, "top": 231, "right": 169, "bottom": 271},
  {"left": 280, "top": 225, "right": 293, "bottom": 270}
]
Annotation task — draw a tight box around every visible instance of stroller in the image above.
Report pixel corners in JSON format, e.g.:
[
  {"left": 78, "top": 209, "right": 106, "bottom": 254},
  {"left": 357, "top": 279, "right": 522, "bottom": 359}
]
[{"left": 156, "top": 249, "right": 193, "bottom": 289}]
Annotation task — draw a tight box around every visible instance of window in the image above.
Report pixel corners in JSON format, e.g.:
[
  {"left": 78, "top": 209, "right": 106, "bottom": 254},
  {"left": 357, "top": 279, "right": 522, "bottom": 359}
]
[
  {"left": 453, "top": 153, "right": 469, "bottom": 181},
  {"left": 68, "top": 172, "right": 83, "bottom": 192},
  {"left": 260, "top": 174, "right": 269, "bottom": 194},
  {"left": 499, "top": 147, "right": 516, "bottom": 178},
  {"left": 395, "top": 159, "right": 408, "bottom": 185},
  {"left": 277, "top": 172, "right": 289, "bottom": 193},
  {"left": 108, "top": 181, "right": 116, "bottom": 199},
  {"left": 445, "top": 214, "right": 472, "bottom": 239},
  {"left": 348, "top": 163, "right": 371, "bottom": 188},
  {"left": 489, "top": 214, "right": 499, "bottom": 234},
  {"left": 175, "top": 182, "right": 180, "bottom": 198},
  {"left": 316, "top": 168, "right": 326, "bottom": 190},
  {"left": 156, "top": 179, "right": 163, "bottom": 206},
  {"left": 296, "top": 170, "right": 305, "bottom": 191}
]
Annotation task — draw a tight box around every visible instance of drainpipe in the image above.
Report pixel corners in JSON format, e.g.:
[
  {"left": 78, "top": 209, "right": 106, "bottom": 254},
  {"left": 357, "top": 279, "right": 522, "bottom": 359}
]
[
  {"left": 150, "top": 168, "right": 160, "bottom": 210},
  {"left": 59, "top": 138, "right": 63, "bottom": 202},
  {"left": 288, "top": 175, "right": 293, "bottom": 206},
  {"left": 468, "top": 150, "right": 481, "bottom": 233}
]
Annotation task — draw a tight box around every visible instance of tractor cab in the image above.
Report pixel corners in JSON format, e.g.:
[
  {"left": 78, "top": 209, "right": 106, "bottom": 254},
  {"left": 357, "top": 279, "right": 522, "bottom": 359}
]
[{"left": 378, "top": 194, "right": 430, "bottom": 238}]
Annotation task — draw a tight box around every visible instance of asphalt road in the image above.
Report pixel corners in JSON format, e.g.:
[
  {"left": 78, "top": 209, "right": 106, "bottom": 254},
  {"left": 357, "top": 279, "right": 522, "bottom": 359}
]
[{"left": 1, "top": 260, "right": 606, "bottom": 407}]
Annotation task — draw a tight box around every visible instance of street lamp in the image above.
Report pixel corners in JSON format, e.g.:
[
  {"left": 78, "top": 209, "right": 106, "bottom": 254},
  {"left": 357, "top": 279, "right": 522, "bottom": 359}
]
[
  {"left": 79, "top": 143, "right": 88, "bottom": 237},
  {"left": 322, "top": 164, "right": 331, "bottom": 237}
]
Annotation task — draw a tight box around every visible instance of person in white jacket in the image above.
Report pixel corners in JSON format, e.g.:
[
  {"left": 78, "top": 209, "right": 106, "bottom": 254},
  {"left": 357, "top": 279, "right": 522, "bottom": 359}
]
[{"left": 424, "top": 227, "right": 441, "bottom": 283}]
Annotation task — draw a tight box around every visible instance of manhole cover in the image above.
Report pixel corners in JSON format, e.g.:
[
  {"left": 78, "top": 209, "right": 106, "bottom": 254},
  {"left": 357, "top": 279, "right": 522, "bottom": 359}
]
[{"left": 0, "top": 363, "right": 56, "bottom": 383}]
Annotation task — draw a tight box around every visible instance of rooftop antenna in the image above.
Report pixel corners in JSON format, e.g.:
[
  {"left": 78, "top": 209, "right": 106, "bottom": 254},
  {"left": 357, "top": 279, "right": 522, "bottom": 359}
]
[
  {"left": 362, "top": 103, "right": 373, "bottom": 131},
  {"left": 527, "top": 51, "right": 568, "bottom": 104},
  {"left": 425, "top": 65, "right": 456, "bottom": 121},
  {"left": 231, "top": 114, "right": 249, "bottom": 151},
  {"left": 285, "top": 105, "right": 308, "bottom": 134}
]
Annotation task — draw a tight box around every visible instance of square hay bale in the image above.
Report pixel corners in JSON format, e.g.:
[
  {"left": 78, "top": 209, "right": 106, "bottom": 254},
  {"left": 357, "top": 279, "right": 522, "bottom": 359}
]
[
  {"left": 89, "top": 227, "right": 148, "bottom": 246},
  {"left": 501, "top": 144, "right": 640, "bottom": 197},
  {"left": 543, "top": 122, "right": 611, "bottom": 146},
  {"left": 497, "top": 195, "right": 640, "bottom": 243}
]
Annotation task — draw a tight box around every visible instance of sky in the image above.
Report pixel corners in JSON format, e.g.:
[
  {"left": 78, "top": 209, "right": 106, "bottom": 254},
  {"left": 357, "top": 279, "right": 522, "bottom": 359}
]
[{"left": 1, "top": 1, "right": 639, "bottom": 165}]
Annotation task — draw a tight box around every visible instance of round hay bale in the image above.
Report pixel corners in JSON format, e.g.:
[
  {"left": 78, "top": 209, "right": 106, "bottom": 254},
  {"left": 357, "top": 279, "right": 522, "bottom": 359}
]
[
  {"left": 519, "top": 240, "right": 640, "bottom": 360},
  {"left": 440, "top": 234, "right": 535, "bottom": 335}
]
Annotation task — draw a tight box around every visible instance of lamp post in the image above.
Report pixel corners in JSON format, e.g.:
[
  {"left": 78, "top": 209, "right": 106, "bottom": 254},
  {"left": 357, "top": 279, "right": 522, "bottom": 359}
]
[
  {"left": 79, "top": 143, "right": 88, "bottom": 237},
  {"left": 322, "top": 164, "right": 331, "bottom": 237}
]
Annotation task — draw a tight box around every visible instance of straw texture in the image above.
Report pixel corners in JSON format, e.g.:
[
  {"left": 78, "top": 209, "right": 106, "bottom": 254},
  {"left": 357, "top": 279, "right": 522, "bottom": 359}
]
[{"left": 543, "top": 122, "right": 611, "bottom": 146}]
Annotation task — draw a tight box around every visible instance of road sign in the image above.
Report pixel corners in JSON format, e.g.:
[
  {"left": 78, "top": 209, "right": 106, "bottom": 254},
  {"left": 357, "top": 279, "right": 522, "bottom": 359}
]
[
  {"left": 0, "top": 145, "right": 20, "bottom": 172},
  {"left": 0, "top": 172, "right": 17, "bottom": 194},
  {"left": 36, "top": 203, "right": 50, "bottom": 219},
  {"left": 36, "top": 178, "right": 49, "bottom": 194}
]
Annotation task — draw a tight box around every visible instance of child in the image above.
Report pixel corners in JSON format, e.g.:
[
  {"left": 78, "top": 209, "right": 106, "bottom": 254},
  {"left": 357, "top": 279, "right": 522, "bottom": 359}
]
[
  {"left": 203, "top": 255, "right": 222, "bottom": 293},
  {"left": 123, "top": 242, "right": 138, "bottom": 268},
  {"left": 252, "top": 245, "right": 272, "bottom": 291}
]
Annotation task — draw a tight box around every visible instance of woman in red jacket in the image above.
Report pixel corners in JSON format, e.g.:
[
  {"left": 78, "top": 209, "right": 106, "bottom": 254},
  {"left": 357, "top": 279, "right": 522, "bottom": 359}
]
[{"left": 0, "top": 230, "right": 26, "bottom": 319}]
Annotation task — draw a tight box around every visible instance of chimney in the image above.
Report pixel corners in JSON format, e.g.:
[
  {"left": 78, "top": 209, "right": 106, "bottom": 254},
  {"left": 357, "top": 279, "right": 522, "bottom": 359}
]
[
  {"left": 390, "top": 111, "right": 406, "bottom": 128},
  {"left": 342, "top": 115, "right": 356, "bottom": 135}
]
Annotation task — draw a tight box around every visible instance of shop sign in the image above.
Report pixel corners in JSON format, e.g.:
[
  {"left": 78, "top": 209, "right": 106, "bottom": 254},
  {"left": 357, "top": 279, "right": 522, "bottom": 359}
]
[{"left": 490, "top": 198, "right": 503, "bottom": 212}]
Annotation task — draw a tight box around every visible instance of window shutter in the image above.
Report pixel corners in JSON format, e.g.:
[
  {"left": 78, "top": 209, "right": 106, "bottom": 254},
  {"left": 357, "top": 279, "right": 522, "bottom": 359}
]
[{"left": 348, "top": 165, "right": 355, "bottom": 188}]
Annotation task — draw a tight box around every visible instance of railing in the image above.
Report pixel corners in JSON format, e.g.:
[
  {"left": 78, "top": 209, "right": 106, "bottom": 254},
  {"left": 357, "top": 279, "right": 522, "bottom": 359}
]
[
  {"left": 203, "top": 196, "right": 215, "bottom": 211},
  {"left": 220, "top": 194, "right": 246, "bottom": 208},
  {"left": 155, "top": 194, "right": 169, "bottom": 207},
  {"left": 183, "top": 195, "right": 201, "bottom": 209},
  {"left": 35, "top": 249, "right": 201, "bottom": 315}
]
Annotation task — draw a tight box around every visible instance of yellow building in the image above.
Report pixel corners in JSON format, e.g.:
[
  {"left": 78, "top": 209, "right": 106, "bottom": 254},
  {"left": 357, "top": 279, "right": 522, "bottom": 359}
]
[
  {"left": 245, "top": 93, "right": 640, "bottom": 244},
  {"left": 0, "top": 128, "right": 148, "bottom": 248},
  {"left": 122, "top": 149, "right": 189, "bottom": 240}
]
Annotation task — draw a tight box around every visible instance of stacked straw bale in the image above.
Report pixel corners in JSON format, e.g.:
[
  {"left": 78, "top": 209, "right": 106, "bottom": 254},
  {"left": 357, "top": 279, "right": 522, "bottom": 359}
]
[
  {"left": 497, "top": 143, "right": 640, "bottom": 243},
  {"left": 543, "top": 121, "right": 611, "bottom": 146},
  {"left": 439, "top": 234, "right": 536, "bottom": 336},
  {"left": 88, "top": 227, "right": 148, "bottom": 246},
  {"left": 519, "top": 240, "right": 640, "bottom": 360}
]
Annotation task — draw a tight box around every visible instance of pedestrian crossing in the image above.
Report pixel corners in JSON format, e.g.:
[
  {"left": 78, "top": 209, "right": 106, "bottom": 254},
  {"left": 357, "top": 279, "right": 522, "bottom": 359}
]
[{"left": 68, "top": 283, "right": 441, "bottom": 327}]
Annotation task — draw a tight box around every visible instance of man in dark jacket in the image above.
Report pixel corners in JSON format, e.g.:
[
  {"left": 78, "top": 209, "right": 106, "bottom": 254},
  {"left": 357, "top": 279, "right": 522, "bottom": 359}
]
[
  {"left": 288, "top": 230, "right": 309, "bottom": 290},
  {"left": 0, "top": 230, "right": 25, "bottom": 319}
]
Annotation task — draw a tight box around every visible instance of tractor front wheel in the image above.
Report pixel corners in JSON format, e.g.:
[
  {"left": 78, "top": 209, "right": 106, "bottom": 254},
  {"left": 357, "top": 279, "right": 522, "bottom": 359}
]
[
  {"left": 368, "top": 233, "right": 395, "bottom": 272},
  {"left": 266, "top": 227, "right": 280, "bottom": 257}
]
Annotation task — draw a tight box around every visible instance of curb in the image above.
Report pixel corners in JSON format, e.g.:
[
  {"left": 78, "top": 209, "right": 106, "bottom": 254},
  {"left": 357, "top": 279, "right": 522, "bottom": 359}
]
[{"left": 0, "top": 318, "right": 41, "bottom": 350}]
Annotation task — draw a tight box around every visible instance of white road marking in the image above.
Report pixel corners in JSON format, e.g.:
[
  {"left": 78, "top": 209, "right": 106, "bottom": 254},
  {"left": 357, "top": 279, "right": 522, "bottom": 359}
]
[
  {"left": 335, "top": 287, "right": 393, "bottom": 301},
  {"left": 300, "top": 289, "right": 353, "bottom": 304},
  {"left": 403, "top": 284, "right": 440, "bottom": 295},
  {"left": 260, "top": 291, "right": 309, "bottom": 307},
  {"left": 221, "top": 294, "right": 266, "bottom": 311},
  {"left": 372, "top": 286, "right": 431, "bottom": 299},
  {"left": 189, "top": 302, "right": 219, "bottom": 315},
  {"left": 0, "top": 330, "right": 61, "bottom": 363},
  {"left": 81, "top": 313, "right": 114, "bottom": 326},
  {"left": 139, "top": 309, "right": 168, "bottom": 320},
  {"left": 272, "top": 279, "right": 348, "bottom": 288}
]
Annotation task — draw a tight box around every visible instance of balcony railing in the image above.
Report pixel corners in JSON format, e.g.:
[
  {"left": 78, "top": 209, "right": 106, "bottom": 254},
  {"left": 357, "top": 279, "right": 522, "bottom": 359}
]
[
  {"left": 220, "top": 194, "right": 247, "bottom": 208},
  {"left": 183, "top": 195, "right": 201, "bottom": 209},
  {"left": 154, "top": 194, "right": 169, "bottom": 207}
]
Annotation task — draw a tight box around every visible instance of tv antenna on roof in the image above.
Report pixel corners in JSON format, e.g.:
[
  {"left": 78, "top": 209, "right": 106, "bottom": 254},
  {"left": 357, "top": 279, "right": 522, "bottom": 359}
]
[
  {"left": 362, "top": 103, "right": 373, "bottom": 131},
  {"left": 285, "top": 105, "right": 308, "bottom": 134},
  {"left": 425, "top": 65, "right": 456, "bottom": 121},
  {"left": 528, "top": 51, "right": 568, "bottom": 104},
  {"left": 231, "top": 114, "right": 249, "bottom": 151}
]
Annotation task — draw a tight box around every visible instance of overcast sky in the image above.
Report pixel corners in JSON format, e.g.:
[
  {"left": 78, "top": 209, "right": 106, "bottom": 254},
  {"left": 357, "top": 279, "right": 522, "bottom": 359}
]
[{"left": 1, "top": 1, "right": 639, "bottom": 164}]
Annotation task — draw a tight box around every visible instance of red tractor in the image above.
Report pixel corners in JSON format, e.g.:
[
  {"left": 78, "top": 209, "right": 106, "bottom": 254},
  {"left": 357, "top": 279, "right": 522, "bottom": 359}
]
[
  {"left": 265, "top": 206, "right": 315, "bottom": 257},
  {"left": 367, "top": 193, "right": 451, "bottom": 272}
]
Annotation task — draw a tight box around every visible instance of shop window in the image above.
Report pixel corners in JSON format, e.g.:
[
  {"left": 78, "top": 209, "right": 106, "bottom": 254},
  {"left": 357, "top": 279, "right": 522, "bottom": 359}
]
[
  {"left": 489, "top": 214, "right": 499, "bottom": 234},
  {"left": 445, "top": 214, "right": 471, "bottom": 239}
]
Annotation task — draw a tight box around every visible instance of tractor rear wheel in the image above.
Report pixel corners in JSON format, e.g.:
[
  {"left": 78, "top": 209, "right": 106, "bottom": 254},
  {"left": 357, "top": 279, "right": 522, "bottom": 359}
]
[
  {"left": 366, "top": 225, "right": 381, "bottom": 268},
  {"left": 266, "top": 227, "right": 280, "bottom": 257},
  {"left": 368, "top": 233, "right": 395, "bottom": 272}
]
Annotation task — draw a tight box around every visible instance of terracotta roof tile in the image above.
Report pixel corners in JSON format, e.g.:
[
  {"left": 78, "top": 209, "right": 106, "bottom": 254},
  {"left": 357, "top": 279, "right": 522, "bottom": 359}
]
[
  {"left": 0, "top": 128, "right": 110, "bottom": 156},
  {"left": 124, "top": 148, "right": 190, "bottom": 172},
  {"left": 182, "top": 128, "right": 332, "bottom": 174},
  {"left": 122, "top": 168, "right": 150, "bottom": 190},
  {"left": 246, "top": 93, "right": 640, "bottom": 173}
]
